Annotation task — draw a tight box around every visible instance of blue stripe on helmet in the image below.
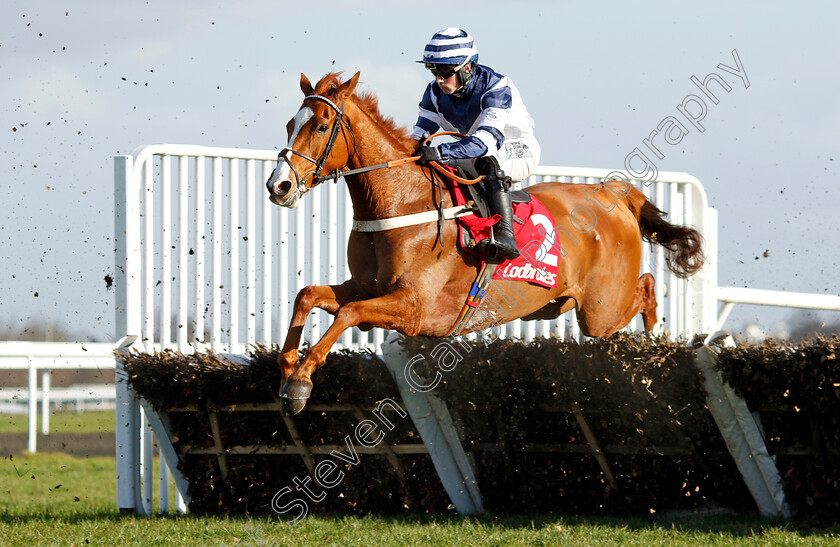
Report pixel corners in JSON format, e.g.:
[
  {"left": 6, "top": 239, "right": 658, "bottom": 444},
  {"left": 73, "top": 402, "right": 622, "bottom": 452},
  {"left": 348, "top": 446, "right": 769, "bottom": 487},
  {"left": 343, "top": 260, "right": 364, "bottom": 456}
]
[{"left": 417, "top": 27, "right": 478, "bottom": 65}]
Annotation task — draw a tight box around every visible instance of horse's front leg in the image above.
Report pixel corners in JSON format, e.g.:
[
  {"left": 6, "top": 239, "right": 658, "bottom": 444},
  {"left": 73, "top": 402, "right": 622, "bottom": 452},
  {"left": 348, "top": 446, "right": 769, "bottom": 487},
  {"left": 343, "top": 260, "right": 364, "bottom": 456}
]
[
  {"left": 281, "top": 288, "right": 423, "bottom": 414},
  {"left": 279, "top": 281, "right": 364, "bottom": 381}
]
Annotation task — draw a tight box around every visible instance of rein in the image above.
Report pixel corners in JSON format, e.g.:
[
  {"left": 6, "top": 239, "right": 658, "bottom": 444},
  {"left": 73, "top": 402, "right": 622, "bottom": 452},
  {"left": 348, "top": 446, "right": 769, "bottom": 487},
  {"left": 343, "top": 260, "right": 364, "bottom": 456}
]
[
  {"left": 276, "top": 97, "right": 484, "bottom": 235},
  {"left": 279, "top": 106, "right": 483, "bottom": 187},
  {"left": 313, "top": 152, "right": 484, "bottom": 187},
  {"left": 313, "top": 155, "right": 421, "bottom": 185}
]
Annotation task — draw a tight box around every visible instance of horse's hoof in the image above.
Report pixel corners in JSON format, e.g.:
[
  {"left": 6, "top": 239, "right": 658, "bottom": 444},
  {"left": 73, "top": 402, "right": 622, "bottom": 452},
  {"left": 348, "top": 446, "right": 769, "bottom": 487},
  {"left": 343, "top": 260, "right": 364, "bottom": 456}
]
[
  {"left": 284, "top": 396, "right": 308, "bottom": 415},
  {"left": 279, "top": 380, "right": 312, "bottom": 415},
  {"left": 280, "top": 379, "right": 313, "bottom": 400}
]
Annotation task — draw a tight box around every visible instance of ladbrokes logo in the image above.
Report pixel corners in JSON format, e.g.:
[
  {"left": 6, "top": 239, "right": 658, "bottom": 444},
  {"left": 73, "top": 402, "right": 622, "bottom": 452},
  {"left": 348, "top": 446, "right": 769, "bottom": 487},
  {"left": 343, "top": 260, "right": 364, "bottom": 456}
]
[{"left": 499, "top": 261, "right": 557, "bottom": 286}]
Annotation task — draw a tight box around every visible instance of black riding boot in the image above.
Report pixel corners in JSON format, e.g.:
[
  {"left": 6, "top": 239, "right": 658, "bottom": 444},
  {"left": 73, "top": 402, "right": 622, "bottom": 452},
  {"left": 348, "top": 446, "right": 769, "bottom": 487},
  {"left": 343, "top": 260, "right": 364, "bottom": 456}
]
[{"left": 477, "top": 170, "right": 520, "bottom": 261}]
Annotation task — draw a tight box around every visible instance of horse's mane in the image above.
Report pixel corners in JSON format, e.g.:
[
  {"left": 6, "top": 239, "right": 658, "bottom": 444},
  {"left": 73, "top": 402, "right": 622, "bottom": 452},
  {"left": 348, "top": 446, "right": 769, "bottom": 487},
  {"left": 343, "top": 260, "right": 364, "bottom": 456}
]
[{"left": 314, "top": 72, "right": 415, "bottom": 152}]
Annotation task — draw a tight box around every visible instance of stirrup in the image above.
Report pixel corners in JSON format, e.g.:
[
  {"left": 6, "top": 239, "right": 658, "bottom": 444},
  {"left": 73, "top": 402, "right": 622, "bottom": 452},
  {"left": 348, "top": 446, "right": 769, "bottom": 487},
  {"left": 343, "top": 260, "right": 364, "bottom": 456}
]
[{"left": 475, "top": 233, "right": 519, "bottom": 261}]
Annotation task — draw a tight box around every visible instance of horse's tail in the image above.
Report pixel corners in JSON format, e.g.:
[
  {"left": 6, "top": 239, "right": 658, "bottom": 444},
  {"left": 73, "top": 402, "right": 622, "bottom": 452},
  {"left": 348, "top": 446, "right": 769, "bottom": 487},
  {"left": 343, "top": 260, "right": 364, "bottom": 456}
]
[{"left": 625, "top": 186, "right": 705, "bottom": 279}]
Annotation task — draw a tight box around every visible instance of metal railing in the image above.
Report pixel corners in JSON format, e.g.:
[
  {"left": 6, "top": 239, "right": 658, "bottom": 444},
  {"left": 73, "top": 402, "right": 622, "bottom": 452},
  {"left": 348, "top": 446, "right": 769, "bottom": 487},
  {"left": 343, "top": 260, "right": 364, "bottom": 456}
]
[
  {"left": 716, "top": 286, "right": 840, "bottom": 332},
  {"left": 0, "top": 341, "right": 116, "bottom": 452},
  {"left": 114, "top": 145, "right": 719, "bottom": 353}
]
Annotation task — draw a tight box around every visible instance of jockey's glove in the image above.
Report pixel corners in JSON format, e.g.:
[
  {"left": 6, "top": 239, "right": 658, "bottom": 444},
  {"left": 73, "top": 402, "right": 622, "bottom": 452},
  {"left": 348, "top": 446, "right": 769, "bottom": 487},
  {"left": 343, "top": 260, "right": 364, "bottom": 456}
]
[{"left": 416, "top": 145, "right": 442, "bottom": 164}]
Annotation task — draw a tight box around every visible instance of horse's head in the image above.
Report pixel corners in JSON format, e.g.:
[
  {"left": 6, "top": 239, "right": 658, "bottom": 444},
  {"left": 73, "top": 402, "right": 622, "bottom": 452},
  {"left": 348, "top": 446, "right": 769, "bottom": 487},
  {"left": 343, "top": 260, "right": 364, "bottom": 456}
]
[{"left": 266, "top": 72, "right": 360, "bottom": 208}]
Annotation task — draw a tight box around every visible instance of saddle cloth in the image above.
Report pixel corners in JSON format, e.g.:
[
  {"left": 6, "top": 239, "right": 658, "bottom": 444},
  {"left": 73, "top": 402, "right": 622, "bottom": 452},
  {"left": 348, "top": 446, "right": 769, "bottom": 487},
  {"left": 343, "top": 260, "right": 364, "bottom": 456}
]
[{"left": 449, "top": 179, "right": 561, "bottom": 289}]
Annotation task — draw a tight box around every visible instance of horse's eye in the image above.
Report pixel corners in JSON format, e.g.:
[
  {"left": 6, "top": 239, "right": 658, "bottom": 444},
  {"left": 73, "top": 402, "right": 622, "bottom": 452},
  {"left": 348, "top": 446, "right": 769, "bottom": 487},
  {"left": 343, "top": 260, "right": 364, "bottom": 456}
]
[{"left": 317, "top": 124, "right": 329, "bottom": 133}]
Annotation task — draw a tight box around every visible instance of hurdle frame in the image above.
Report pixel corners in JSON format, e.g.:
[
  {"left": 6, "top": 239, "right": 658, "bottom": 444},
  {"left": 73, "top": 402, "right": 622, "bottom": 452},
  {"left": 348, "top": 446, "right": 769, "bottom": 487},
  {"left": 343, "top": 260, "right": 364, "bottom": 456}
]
[{"left": 114, "top": 144, "right": 718, "bottom": 514}]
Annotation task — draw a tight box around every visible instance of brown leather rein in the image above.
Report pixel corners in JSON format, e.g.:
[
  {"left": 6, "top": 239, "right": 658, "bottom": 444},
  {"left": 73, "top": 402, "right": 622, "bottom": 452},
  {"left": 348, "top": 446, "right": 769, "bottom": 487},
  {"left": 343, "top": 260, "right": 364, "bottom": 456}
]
[{"left": 312, "top": 131, "right": 484, "bottom": 186}]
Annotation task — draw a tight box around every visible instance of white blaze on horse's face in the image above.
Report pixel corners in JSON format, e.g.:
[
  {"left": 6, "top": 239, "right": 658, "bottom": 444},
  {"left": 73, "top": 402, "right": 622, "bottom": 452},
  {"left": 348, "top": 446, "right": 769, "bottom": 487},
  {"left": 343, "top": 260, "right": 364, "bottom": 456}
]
[
  {"left": 288, "top": 106, "right": 314, "bottom": 148},
  {"left": 266, "top": 106, "right": 314, "bottom": 208}
]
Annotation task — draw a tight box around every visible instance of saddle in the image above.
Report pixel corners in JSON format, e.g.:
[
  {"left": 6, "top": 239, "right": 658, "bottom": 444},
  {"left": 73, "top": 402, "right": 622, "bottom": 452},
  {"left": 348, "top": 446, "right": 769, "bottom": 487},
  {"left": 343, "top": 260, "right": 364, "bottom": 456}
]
[{"left": 446, "top": 168, "right": 531, "bottom": 251}]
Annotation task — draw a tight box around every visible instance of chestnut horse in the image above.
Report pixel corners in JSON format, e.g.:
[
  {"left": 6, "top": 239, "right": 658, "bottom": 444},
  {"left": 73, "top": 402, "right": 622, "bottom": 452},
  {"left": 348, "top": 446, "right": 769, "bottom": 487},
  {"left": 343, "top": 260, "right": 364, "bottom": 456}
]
[{"left": 266, "top": 72, "right": 704, "bottom": 413}]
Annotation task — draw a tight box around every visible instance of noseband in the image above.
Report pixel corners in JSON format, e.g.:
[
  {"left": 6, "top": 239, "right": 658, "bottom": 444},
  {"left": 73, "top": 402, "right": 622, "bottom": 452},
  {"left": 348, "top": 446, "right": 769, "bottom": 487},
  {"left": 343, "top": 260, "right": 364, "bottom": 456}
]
[{"left": 277, "top": 94, "right": 354, "bottom": 196}]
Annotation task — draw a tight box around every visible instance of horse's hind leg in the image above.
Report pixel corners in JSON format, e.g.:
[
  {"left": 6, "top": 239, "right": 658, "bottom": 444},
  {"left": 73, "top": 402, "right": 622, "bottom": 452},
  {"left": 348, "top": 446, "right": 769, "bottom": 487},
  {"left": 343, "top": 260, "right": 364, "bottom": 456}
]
[
  {"left": 578, "top": 273, "right": 657, "bottom": 337},
  {"left": 631, "top": 273, "right": 658, "bottom": 332}
]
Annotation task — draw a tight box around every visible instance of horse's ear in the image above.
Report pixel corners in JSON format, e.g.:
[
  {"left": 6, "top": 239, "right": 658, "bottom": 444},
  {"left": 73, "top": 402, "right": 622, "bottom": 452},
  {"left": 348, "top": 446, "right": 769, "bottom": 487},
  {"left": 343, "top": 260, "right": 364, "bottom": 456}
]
[
  {"left": 336, "top": 71, "right": 360, "bottom": 99},
  {"left": 300, "top": 73, "right": 314, "bottom": 96}
]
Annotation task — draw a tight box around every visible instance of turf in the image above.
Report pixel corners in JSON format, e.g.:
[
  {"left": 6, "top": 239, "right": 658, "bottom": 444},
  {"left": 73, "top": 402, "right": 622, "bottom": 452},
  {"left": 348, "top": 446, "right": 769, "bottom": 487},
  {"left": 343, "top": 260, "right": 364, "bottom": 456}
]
[
  {"left": 0, "top": 410, "right": 115, "bottom": 435},
  {"left": 2, "top": 452, "right": 840, "bottom": 546}
]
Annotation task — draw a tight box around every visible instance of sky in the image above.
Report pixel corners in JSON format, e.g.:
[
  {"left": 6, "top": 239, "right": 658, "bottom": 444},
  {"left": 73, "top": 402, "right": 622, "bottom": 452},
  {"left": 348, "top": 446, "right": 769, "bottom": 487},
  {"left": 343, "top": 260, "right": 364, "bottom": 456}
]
[{"left": 1, "top": 0, "right": 839, "bottom": 342}]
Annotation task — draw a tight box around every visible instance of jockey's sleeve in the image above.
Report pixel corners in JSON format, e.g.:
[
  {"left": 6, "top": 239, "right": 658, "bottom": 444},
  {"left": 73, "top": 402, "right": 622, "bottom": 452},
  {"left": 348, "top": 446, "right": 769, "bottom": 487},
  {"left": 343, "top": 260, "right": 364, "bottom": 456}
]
[
  {"left": 438, "top": 83, "right": 511, "bottom": 160},
  {"left": 410, "top": 85, "right": 441, "bottom": 140},
  {"left": 438, "top": 136, "right": 488, "bottom": 159},
  {"left": 470, "top": 84, "right": 513, "bottom": 157}
]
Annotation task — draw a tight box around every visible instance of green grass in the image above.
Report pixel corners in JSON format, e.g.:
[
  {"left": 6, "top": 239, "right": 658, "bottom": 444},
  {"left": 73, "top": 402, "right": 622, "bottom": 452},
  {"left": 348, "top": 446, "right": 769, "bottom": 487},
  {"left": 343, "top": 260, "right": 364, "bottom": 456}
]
[
  {"left": 2, "top": 452, "right": 840, "bottom": 546},
  {"left": 0, "top": 410, "right": 115, "bottom": 434}
]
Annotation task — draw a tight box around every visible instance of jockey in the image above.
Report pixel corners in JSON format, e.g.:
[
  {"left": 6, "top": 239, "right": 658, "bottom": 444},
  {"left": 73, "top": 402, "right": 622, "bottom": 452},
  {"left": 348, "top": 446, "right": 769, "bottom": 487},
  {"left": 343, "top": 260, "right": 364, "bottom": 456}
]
[{"left": 412, "top": 27, "right": 541, "bottom": 261}]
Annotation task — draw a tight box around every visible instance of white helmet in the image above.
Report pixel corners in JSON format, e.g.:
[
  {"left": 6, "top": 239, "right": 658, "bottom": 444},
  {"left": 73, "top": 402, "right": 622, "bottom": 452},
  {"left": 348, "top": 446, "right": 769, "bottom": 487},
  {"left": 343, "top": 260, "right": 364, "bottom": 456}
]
[{"left": 418, "top": 28, "right": 479, "bottom": 87}]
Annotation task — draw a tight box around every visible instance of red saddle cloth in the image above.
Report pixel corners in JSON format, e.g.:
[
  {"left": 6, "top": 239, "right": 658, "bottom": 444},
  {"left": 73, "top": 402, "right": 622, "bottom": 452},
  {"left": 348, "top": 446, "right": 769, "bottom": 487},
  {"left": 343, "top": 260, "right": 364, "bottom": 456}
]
[{"left": 450, "top": 180, "right": 561, "bottom": 289}]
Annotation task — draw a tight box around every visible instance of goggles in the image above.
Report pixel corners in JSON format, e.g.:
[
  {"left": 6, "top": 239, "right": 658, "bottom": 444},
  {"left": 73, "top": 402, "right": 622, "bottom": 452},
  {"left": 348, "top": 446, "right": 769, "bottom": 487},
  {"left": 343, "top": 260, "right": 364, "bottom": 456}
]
[{"left": 425, "top": 63, "right": 457, "bottom": 79}]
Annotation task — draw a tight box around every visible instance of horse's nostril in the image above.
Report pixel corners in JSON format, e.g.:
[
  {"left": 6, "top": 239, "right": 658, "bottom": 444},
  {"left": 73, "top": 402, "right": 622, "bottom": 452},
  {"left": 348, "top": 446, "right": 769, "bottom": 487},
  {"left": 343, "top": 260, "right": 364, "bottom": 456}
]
[{"left": 280, "top": 181, "right": 292, "bottom": 194}]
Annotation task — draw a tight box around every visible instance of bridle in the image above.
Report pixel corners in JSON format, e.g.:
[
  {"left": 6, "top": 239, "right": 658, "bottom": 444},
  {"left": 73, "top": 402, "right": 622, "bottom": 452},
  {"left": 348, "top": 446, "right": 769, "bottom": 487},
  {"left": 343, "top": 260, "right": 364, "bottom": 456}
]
[{"left": 277, "top": 94, "right": 355, "bottom": 197}]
